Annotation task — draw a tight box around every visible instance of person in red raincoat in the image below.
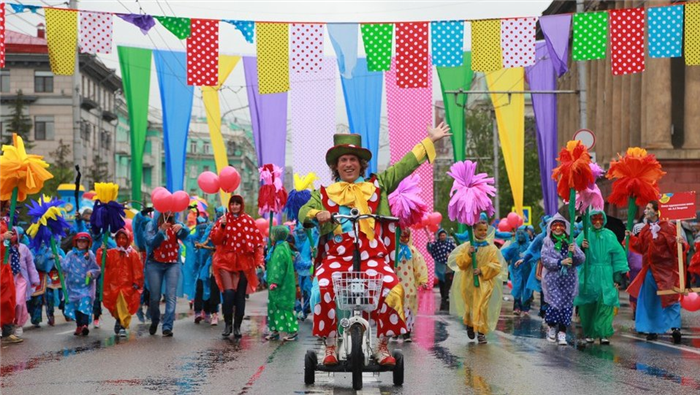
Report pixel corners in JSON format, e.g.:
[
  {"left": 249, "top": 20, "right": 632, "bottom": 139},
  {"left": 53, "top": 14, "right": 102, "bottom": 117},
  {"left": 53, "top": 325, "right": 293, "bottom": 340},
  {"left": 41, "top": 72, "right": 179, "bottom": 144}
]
[
  {"left": 1, "top": 201, "right": 19, "bottom": 344},
  {"left": 97, "top": 229, "right": 144, "bottom": 337}
]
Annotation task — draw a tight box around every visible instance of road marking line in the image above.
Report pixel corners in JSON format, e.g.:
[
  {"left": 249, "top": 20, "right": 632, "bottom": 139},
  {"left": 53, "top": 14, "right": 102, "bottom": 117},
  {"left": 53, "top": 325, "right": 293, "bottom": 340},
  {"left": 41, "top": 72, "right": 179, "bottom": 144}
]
[
  {"left": 621, "top": 334, "right": 700, "bottom": 355},
  {"left": 57, "top": 330, "right": 76, "bottom": 335}
]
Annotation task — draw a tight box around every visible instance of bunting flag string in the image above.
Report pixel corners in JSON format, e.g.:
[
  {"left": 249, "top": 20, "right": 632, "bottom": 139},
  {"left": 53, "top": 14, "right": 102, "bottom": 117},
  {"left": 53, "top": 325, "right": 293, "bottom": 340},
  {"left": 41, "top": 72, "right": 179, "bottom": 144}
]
[
  {"left": 45, "top": 8, "right": 78, "bottom": 75},
  {"left": 327, "top": 23, "right": 358, "bottom": 79},
  {"left": 648, "top": 5, "right": 683, "bottom": 59},
  {"left": 572, "top": 11, "right": 608, "bottom": 61},
  {"left": 223, "top": 20, "right": 255, "bottom": 43},
  {"left": 290, "top": 23, "right": 324, "bottom": 73},
  {"left": 430, "top": 20, "right": 463, "bottom": 67},
  {"left": 79, "top": 12, "right": 113, "bottom": 54},
  {"left": 186, "top": 19, "right": 219, "bottom": 86},
  {"left": 501, "top": 17, "right": 536, "bottom": 68},
  {"left": 395, "top": 22, "right": 429, "bottom": 88},
  {"left": 0, "top": 3, "right": 5, "bottom": 68},
  {"left": 155, "top": 16, "right": 191, "bottom": 40},
  {"left": 471, "top": 19, "right": 502, "bottom": 72},
  {"left": 116, "top": 13, "right": 155, "bottom": 35},
  {"left": 256, "top": 22, "right": 289, "bottom": 94},
  {"left": 610, "top": 7, "right": 645, "bottom": 75},
  {"left": 361, "top": 23, "right": 393, "bottom": 71},
  {"left": 685, "top": 3, "right": 700, "bottom": 66},
  {"left": 539, "top": 14, "right": 571, "bottom": 77}
]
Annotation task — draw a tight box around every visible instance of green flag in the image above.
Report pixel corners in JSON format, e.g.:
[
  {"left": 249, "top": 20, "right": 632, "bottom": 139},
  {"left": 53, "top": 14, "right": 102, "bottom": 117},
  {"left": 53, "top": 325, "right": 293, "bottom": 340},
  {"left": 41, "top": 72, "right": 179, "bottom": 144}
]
[
  {"left": 154, "top": 16, "right": 191, "bottom": 40},
  {"left": 436, "top": 52, "right": 473, "bottom": 163},
  {"left": 118, "top": 46, "right": 152, "bottom": 202},
  {"left": 572, "top": 12, "right": 608, "bottom": 61},
  {"left": 361, "top": 24, "right": 393, "bottom": 71}
]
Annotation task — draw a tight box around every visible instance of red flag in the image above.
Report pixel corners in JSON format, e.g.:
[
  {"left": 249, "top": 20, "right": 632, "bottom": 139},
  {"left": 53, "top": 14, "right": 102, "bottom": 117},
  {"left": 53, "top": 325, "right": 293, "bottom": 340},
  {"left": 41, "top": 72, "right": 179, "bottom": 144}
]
[
  {"left": 187, "top": 19, "right": 219, "bottom": 86},
  {"left": 396, "top": 22, "right": 429, "bottom": 88},
  {"left": 610, "top": 7, "right": 645, "bottom": 75}
]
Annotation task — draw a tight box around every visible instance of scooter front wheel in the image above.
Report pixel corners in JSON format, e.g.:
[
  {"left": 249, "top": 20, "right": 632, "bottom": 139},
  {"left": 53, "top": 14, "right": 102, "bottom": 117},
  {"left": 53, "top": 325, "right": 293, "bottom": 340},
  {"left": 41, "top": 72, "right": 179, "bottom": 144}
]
[
  {"left": 350, "top": 324, "right": 364, "bottom": 390},
  {"left": 304, "top": 349, "right": 317, "bottom": 385}
]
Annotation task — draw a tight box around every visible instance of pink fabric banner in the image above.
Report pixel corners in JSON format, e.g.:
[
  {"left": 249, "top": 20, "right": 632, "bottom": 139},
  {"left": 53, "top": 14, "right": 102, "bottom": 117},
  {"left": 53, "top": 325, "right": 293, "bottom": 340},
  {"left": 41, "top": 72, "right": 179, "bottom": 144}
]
[
  {"left": 290, "top": 23, "right": 324, "bottom": 73},
  {"left": 290, "top": 58, "right": 337, "bottom": 185},
  {"left": 386, "top": 57, "right": 435, "bottom": 286},
  {"left": 79, "top": 12, "right": 113, "bottom": 54}
]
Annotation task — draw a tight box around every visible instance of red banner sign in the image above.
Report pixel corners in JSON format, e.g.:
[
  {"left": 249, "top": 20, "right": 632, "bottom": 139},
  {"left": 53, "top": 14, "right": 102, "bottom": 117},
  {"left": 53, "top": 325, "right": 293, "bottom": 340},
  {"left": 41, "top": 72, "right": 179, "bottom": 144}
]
[{"left": 658, "top": 191, "right": 697, "bottom": 221}]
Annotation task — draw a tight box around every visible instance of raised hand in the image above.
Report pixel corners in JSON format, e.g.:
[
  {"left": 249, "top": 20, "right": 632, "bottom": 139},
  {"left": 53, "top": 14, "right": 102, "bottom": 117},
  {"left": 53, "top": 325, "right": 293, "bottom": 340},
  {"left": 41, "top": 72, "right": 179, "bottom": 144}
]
[{"left": 427, "top": 122, "right": 452, "bottom": 143}]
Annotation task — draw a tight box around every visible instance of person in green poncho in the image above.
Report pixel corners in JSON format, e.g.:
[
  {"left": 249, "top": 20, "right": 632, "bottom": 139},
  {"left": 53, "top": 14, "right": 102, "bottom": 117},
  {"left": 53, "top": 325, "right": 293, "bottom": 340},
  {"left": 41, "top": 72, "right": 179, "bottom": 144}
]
[
  {"left": 265, "top": 226, "right": 299, "bottom": 341},
  {"left": 575, "top": 210, "right": 629, "bottom": 344}
]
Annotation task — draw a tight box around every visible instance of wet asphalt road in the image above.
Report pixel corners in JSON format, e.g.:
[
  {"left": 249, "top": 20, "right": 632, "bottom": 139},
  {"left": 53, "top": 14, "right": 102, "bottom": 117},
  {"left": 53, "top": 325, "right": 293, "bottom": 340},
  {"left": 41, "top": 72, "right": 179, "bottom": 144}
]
[{"left": 1, "top": 289, "right": 699, "bottom": 395}]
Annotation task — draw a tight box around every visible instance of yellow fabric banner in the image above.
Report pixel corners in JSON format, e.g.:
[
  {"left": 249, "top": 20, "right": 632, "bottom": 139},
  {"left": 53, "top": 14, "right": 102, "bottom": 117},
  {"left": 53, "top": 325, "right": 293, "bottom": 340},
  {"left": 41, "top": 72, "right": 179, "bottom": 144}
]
[
  {"left": 471, "top": 20, "right": 502, "bottom": 72},
  {"left": 486, "top": 68, "right": 524, "bottom": 216},
  {"left": 45, "top": 9, "right": 78, "bottom": 75},
  {"left": 202, "top": 55, "right": 241, "bottom": 205},
  {"left": 256, "top": 23, "right": 289, "bottom": 94},
  {"left": 685, "top": 3, "right": 700, "bottom": 65}
]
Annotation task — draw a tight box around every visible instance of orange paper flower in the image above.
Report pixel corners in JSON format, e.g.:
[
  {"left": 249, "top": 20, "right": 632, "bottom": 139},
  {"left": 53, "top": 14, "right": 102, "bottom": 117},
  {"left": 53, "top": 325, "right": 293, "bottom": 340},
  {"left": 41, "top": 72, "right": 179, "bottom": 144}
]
[
  {"left": 606, "top": 147, "right": 665, "bottom": 207},
  {"left": 552, "top": 140, "right": 594, "bottom": 200},
  {"left": 0, "top": 134, "right": 53, "bottom": 201}
]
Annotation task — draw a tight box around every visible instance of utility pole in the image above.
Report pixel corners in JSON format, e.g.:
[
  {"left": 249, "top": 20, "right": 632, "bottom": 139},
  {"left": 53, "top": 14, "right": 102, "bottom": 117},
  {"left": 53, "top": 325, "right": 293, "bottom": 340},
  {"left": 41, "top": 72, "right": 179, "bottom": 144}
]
[
  {"left": 70, "top": 0, "right": 82, "bottom": 168},
  {"left": 492, "top": 113, "right": 500, "bottom": 219}
]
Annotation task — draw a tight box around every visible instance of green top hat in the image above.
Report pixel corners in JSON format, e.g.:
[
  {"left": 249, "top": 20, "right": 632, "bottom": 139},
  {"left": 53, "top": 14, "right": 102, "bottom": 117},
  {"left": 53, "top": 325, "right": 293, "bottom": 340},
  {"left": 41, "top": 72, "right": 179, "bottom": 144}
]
[{"left": 325, "top": 133, "right": 372, "bottom": 166}]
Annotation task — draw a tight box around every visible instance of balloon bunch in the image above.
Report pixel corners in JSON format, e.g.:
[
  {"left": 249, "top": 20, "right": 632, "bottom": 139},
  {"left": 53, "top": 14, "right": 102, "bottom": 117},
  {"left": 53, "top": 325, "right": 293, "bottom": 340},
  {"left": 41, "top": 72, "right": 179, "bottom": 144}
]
[
  {"left": 151, "top": 187, "right": 191, "bottom": 213},
  {"left": 417, "top": 212, "right": 443, "bottom": 233},
  {"left": 254, "top": 217, "right": 279, "bottom": 237},
  {"left": 497, "top": 212, "right": 524, "bottom": 232},
  {"left": 197, "top": 166, "right": 242, "bottom": 194}
]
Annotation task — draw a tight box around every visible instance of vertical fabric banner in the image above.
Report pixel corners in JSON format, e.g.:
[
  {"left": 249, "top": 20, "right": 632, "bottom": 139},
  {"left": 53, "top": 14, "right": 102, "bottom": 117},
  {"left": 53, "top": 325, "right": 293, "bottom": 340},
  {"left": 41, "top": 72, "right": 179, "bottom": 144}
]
[
  {"left": 154, "top": 50, "right": 194, "bottom": 193},
  {"left": 290, "top": 23, "right": 324, "bottom": 72},
  {"left": 0, "top": 3, "right": 5, "bottom": 68},
  {"left": 501, "top": 17, "right": 536, "bottom": 68},
  {"left": 290, "top": 59, "right": 337, "bottom": 185},
  {"left": 437, "top": 52, "right": 473, "bottom": 163},
  {"left": 243, "top": 57, "right": 289, "bottom": 168},
  {"left": 430, "top": 20, "right": 464, "bottom": 67},
  {"left": 396, "top": 22, "right": 429, "bottom": 88},
  {"left": 118, "top": 46, "right": 152, "bottom": 202},
  {"left": 648, "top": 5, "right": 683, "bottom": 58},
  {"left": 187, "top": 19, "right": 219, "bottom": 86},
  {"left": 328, "top": 23, "right": 359, "bottom": 78},
  {"left": 539, "top": 14, "right": 571, "bottom": 77},
  {"left": 339, "top": 58, "right": 383, "bottom": 175},
  {"left": 257, "top": 23, "right": 289, "bottom": 94},
  {"left": 610, "top": 8, "right": 645, "bottom": 75},
  {"left": 45, "top": 8, "right": 78, "bottom": 75},
  {"left": 386, "top": 57, "right": 434, "bottom": 287},
  {"left": 79, "top": 12, "right": 113, "bottom": 54},
  {"left": 525, "top": 42, "right": 558, "bottom": 216},
  {"left": 202, "top": 55, "right": 241, "bottom": 204},
  {"left": 471, "top": 19, "right": 502, "bottom": 72},
  {"left": 361, "top": 24, "right": 393, "bottom": 71},
  {"left": 572, "top": 11, "right": 608, "bottom": 61},
  {"left": 486, "top": 68, "right": 524, "bottom": 215},
  {"left": 685, "top": 3, "right": 700, "bottom": 65}
]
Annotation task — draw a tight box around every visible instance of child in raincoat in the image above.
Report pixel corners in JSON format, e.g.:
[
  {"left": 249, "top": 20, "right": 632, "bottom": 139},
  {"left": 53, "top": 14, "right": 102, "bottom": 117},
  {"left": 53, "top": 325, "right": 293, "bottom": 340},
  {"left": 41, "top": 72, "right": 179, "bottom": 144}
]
[
  {"left": 265, "top": 226, "right": 299, "bottom": 341},
  {"left": 541, "top": 214, "right": 585, "bottom": 346},
  {"left": 395, "top": 228, "right": 428, "bottom": 341},
  {"left": 61, "top": 232, "right": 100, "bottom": 336},
  {"left": 293, "top": 227, "right": 315, "bottom": 321},
  {"left": 28, "top": 243, "right": 66, "bottom": 327},
  {"left": 97, "top": 229, "right": 144, "bottom": 337},
  {"left": 501, "top": 226, "right": 533, "bottom": 316},
  {"left": 8, "top": 227, "right": 40, "bottom": 337}
]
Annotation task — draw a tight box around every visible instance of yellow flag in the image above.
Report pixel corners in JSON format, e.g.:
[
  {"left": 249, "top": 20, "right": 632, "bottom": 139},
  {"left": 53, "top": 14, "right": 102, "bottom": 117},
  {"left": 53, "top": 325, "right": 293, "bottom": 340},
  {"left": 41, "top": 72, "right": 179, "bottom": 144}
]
[
  {"left": 45, "top": 9, "right": 78, "bottom": 75},
  {"left": 486, "top": 68, "right": 524, "bottom": 216},
  {"left": 686, "top": 3, "right": 700, "bottom": 65},
  {"left": 256, "top": 23, "right": 289, "bottom": 94},
  {"left": 202, "top": 55, "right": 241, "bottom": 205},
  {"left": 471, "top": 20, "right": 502, "bottom": 72}
]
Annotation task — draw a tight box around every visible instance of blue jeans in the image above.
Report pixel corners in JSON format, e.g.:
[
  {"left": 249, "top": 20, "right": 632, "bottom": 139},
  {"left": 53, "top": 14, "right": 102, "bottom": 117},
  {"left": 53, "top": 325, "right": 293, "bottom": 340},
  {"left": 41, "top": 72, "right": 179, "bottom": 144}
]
[{"left": 146, "top": 260, "right": 180, "bottom": 331}]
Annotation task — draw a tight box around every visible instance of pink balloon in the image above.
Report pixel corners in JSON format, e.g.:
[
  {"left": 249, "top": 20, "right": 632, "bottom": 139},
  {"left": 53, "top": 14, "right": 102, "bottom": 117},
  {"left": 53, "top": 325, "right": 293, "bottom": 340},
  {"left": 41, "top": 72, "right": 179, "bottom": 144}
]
[
  {"left": 255, "top": 218, "right": 268, "bottom": 233},
  {"left": 498, "top": 219, "right": 511, "bottom": 232},
  {"left": 219, "top": 166, "right": 241, "bottom": 193},
  {"left": 681, "top": 292, "right": 700, "bottom": 312},
  {"left": 153, "top": 191, "right": 173, "bottom": 213},
  {"left": 507, "top": 212, "right": 522, "bottom": 229},
  {"left": 198, "top": 171, "right": 221, "bottom": 194},
  {"left": 428, "top": 212, "right": 443, "bottom": 226},
  {"left": 272, "top": 217, "right": 279, "bottom": 226},
  {"left": 124, "top": 218, "right": 133, "bottom": 232},
  {"left": 151, "top": 187, "right": 168, "bottom": 199},
  {"left": 172, "top": 191, "right": 190, "bottom": 212}
]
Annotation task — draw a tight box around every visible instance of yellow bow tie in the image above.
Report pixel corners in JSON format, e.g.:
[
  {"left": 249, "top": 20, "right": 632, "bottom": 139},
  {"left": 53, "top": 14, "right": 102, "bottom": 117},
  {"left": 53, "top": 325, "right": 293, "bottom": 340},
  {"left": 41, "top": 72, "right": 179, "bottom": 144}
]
[{"left": 325, "top": 181, "right": 377, "bottom": 240}]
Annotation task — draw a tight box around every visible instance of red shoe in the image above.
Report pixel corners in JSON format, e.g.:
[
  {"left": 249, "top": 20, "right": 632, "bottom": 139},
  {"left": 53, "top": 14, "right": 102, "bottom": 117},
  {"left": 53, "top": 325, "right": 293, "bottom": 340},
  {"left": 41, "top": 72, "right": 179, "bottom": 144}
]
[
  {"left": 374, "top": 340, "right": 396, "bottom": 366},
  {"left": 323, "top": 345, "right": 338, "bottom": 366},
  {"left": 73, "top": 326, "right": 82, "bottom": 336}
]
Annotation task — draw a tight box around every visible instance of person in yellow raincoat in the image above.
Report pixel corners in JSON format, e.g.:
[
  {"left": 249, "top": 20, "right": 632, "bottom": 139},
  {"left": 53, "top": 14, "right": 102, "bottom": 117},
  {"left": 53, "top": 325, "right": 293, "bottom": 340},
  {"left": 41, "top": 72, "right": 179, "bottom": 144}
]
[
  {"left": 395, "top": 228, "right": 428, "bottom": 342},
  {"left": 448, "top": 216, "right": 507, "bottom": 344}
]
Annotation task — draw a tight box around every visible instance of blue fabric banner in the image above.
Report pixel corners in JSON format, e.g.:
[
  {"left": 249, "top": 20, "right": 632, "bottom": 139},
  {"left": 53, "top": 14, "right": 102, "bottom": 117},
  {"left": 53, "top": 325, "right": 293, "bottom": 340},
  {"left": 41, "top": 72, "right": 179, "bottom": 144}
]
[
  {"left": 340, "top": 58, "right": 383, "bottom": 175},
  {"left": 431, "top": 20, "right": 464, "bottom": 67},
  {"left": 648, "top": 5, "right": 683, "bottom": 58},
  {"left": 328, "top": 23, "right": 358, "bottom": 79},
  {"left": 153, "top": 50, "right": 194, "bottom": 192}
]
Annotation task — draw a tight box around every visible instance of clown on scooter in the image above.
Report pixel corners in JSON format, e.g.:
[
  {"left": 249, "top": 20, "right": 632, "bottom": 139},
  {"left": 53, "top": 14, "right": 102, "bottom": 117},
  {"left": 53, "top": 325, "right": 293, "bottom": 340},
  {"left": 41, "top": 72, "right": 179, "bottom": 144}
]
[{"left": 299, "top": 123, "right": 451, "bottom": 369}]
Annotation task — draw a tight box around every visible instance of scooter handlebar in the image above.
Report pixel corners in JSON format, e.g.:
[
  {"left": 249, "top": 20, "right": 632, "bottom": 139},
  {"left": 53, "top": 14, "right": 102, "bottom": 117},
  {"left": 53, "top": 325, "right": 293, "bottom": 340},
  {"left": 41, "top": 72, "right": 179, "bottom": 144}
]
[{"left": 331, "top": 210, "right": 399, "bottom": 223}]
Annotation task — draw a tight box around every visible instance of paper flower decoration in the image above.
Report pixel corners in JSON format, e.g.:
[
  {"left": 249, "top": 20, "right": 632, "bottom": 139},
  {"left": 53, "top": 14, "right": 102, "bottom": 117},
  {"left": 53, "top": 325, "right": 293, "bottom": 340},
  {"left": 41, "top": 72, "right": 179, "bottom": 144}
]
[
  {"left": 0, "top": 134, "right": 53, "bottom": 201},
  {"left": 25, "top": 196, "right": 70, "bottom": 251},
  {"left": 447, "top": 161, "right": 496, "bottom": 226},
  {"left": 388, "top": 174, "right": 429, "bottom": 228},
  {"left": 552, "top": 140, "right": 594, "bottom": 201},
  {"left": 576, "top": 162, "right": 605, "bottom": 213},
  {"left": 606, "top": 147, "right": 666, "bottom": 207},
  {"left": 258, "top": 164, "right": 288, "bottom": 216},
  {"left": 283, "top": 172, "right": 318, "bottom": 222},
  {"left": 90, "top": 182, "right": 125, "bottom": 237}
]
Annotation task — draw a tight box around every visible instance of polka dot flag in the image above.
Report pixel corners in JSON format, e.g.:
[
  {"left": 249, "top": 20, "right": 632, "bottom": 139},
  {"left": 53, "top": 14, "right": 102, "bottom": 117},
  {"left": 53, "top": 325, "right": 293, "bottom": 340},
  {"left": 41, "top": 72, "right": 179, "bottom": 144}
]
[
  {"left": 290, "top": 23, "right": 324, "bottom": 73},
  {"left": 222, "top": 20, "right": 255, "bottom": 44},
  {"left": 395, "top": 22, "right": 429, "bottom": 88},
  {"left": 256, "top": 23, "right": 289, "bottom": 94},
  {"left": 610, "top": 8, "right": 645, "bottom": 75},
  {"left": 648, "top": 5, "right": 683, "bottom": 58},
  {"left": 501, "top": 17, "right": 536, "bottom": 68},
  {"left": 361, "top": 24, "right": 393, "bottom": 71},
  {"left": 685, "top": 3, "right": 700, "bottom": 66},
  {"left": 155, "top": 16, "right": 191, "bottom": 40},
  {"left": 186, "top": 19, "right": 219, "bottom": 86},
  {"left": 430, "top": 20, "right": 464, "bottom": 67},
  {"left": 0, "top": 3, "right": 5, "bottom": 68},
  {"left": 79, "top": 12, "right": 113, "bottom": 54},
  {"left": 471, "top": 19, "right": 502, "bottom": 72},
  {"left": 45, "top": 8, "right": 78, "bottom": 75},
  {"left": 572, "top": 11, "right": 608, "bottom": 61}
]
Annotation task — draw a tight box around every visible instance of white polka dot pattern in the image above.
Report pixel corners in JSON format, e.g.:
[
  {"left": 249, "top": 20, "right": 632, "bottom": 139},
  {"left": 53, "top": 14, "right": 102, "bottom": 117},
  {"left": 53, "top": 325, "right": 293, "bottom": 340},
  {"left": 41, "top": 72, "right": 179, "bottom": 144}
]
[
  {"left": 430, "top": 20, "right": 464, "bottom": 67},
  {"left": 500, "top": 17, "right": 536, "bottom": 68},
  {"left": 395, "top": 22, "right": 429, "bottom": 88},
  {"left": 648, "top": 5, "right": 683, "bottom": 59},
  {"left": 186, "top": 19, "right": 219, "bottom": 86},
  {"left": 290, "top": 23, "right": 324, "bottom": 73},
  {"left": 610, "top": 7, "right": 645, "bottom": 75}
]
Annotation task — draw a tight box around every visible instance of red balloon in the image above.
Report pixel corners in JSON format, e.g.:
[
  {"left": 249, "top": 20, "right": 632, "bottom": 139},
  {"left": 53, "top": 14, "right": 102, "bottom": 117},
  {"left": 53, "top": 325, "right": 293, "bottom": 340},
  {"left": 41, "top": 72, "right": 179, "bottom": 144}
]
[
  {"left": 427, "top": 223, "right": 440, "bottom": 233},
  {"left": 151, "top": 187, "right": 168, "bottom": 199},
  {"left": 428, "top": 212, "right": 443, "bottom": 226},
  {"left": 255, "top": 218, "right": 268, "bottom": 233},
  {"left": 498, "top": 219, "right": 511, "bottom": 232},
  {"left": 124, "top": 218, "right": 133, "bottom": 232},
  {"left": 198, "top": 171, "right": 221, "bottom": 194},
  {"left": 681, "top": 292, "right": 700, "bottom": 312},
  {"left": 153, "top": 191, "right": 173, "bottom": 213},
  {"left": 172, "top": 191, "right": 190, "bottom": 212},
  {"left": 507, "top": 212, "right": 522, "bottom": 229},
  {"left": 219, "top": 166, "right": 241, "bottom": 193}
]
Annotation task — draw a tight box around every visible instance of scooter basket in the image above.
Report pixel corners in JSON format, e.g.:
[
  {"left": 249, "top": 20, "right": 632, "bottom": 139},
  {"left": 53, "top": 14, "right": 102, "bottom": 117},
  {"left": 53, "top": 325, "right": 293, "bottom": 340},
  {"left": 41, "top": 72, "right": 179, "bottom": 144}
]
[{"left": 331, "top": 272, "right": 383, "bottom": 312}]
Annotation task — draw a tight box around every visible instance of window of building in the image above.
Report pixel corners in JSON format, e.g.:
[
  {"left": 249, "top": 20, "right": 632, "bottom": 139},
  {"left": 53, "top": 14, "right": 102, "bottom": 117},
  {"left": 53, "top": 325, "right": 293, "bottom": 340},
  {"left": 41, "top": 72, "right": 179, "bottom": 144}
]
[
  {"left": 100, "top": 130, "right": 112, "bottom": 149},
  {"left": 144, "top": 140, "right": 152, "bottom": 154},
  {"left": 227, "top": 141, "right": 237, "bottom": 153},
  {"left": 190, "top": 140, "right": 197, "bottom": 153},
  {"left": 34, "top": 116, "right": 55, "bottom": 140},
  {"left": 203, "top": 165, "right": 210, "bottom": 172},
  {"left": 203, "top": 142, "right": 210, "bottom": 154},
  {"left": 34, "top": 71, "right": 54, "bottom": 93},
  {"left": 0, "top": 70, "right": 10, "bottom": 93},
  {"left": 143, "top": 167, "right": 152, "bottom": 186}
]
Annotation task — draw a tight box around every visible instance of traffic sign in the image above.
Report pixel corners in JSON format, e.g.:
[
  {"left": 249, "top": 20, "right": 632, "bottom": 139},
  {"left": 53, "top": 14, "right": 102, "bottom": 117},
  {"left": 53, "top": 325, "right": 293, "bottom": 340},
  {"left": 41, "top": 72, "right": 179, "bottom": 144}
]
[{"left": 573, "top": 129, "right": 596, "bottom": 150}]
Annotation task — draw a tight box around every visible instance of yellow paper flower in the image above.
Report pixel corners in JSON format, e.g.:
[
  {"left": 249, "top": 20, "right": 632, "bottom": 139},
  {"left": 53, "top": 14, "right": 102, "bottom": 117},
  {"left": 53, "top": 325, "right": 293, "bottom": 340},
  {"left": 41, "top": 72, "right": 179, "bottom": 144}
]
[
  {"left": 26, "top": 206, "right": 65, "bottom": 238},
  {"left": 0, "top": 134, "right": 53, "bottom": 201},
  {"left": 94, "top": 182, "right": 119, "bottom": 203},
  {"left": 293, "top": 172, "right": 319, "bottom": 191}
]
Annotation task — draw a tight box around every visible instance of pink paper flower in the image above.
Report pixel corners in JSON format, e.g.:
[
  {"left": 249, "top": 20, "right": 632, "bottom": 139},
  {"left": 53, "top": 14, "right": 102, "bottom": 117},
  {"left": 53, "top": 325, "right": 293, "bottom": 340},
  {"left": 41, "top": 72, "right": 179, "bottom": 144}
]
[
  {"left": 575, "top": 183, "right": 604, "bottom": 213},
  {"left": 447, "top": 161, "right": 496, "bottom": 226},
  {"left": 388, "top": 174, "right": 429, "bottom": 228}
]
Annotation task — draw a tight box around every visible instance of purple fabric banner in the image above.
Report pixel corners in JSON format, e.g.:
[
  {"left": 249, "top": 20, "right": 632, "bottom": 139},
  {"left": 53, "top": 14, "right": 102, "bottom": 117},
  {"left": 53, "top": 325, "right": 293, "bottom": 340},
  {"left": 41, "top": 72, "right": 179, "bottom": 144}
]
[
  {"left": 290, "top": 59, "right": 336, "bottom": 185},
  {"left": 243, "top": 57, "right": 289, "bottom": 169},
  {"left": 525, "top": 41, "right": 558, "bottom": 216},
  {"left": 539, "top": 14, "right": 571, "bottom": 77}
]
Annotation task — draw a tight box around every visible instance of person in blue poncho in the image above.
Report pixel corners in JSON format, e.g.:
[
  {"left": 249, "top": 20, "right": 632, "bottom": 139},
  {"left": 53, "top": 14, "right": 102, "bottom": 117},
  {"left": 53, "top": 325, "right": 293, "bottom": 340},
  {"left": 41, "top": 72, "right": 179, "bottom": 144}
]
[
  {"left": 293, "top": 226, "right": 316, "bottom": 321},
  {"left": 519, "top": 215, "right": 552, "bottom": 318},
  {"left": 501, "top": 226, "right": 533, "bottom": 316},
  {"left": 61, "top": 232, "right": 100, "bottom": 336},
  {"left": 193, "top": 213, "right": 220, "bottom": 326},
  {"left": 28, "top": 243, "right": 66, "bottom": 327}
]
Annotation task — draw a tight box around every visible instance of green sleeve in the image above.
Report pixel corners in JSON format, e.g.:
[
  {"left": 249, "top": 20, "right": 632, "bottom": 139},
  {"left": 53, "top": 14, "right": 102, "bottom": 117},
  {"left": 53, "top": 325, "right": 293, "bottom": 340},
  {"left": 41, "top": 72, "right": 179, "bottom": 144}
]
[
  {"left": 376, "top": 151, "right": 422, "bottom": 195},
  {"left": 298, "top": 190, "right": 335, "bottom": 236},
  {"left": 608, "top": 232, "right": 629, "bottom": 274},
  {"left": 267, "top": 244, "right": 289, "bottom": 285}
]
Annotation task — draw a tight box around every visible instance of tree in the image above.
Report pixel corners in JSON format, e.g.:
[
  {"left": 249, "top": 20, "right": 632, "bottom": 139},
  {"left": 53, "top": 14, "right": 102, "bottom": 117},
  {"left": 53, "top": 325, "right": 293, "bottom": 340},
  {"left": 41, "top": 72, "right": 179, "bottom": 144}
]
[
  {"left": 3, "top": 90, "right": 34, "bottom": 148},
  {"left": 42, "top": 139, "right": 75, "bottom": 195},
  {"left": 85, "top": 156, "right": 111, "bottom": 188}
]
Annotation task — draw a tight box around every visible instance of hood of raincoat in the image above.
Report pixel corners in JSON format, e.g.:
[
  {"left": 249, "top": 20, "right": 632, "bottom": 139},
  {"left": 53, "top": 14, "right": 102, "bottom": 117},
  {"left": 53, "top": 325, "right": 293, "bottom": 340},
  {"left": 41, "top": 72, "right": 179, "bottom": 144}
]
[
  {"left": 539, "top": 215, "right": 553, "bottom": 232},
  {"left": 73, "top": 231, "right": 93, "bottom": 248},
  {"left": 114, "top": 228, "right": 133, "bottom": 248},
  {"left": 546, "top": 213, "right": 570, "bottom": 238},
  {"left": 588, "top": 209, "right": 608, "bottom": 231},
  {"left": 271, "top": 225, "right": 290, "bottom": 243}
]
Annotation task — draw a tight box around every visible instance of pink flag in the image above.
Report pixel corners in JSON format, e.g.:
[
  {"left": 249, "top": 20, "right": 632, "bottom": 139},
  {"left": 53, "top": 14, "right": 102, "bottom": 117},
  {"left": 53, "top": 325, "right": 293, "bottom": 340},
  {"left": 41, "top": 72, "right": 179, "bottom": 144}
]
[
  {"left": 501, "top": 17, "right": 537, "bottom": 68},
  {"left": 395, "top": 22, "right": 429, "bottom": 88},
  {"left": 610, "top": 7, "right": 645, "bottom": 75},
  {"left": 79, "top": 12, "right": 113, "bottom": 54},
  {"left": 290, "top": 23, "right": 324, "bottom": 73},
  {"left": 0, "top": 3, "right": 5, "bottom": 68},
  {"left": 187, "top": 19, "right": 219, "bottom": 86}
]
